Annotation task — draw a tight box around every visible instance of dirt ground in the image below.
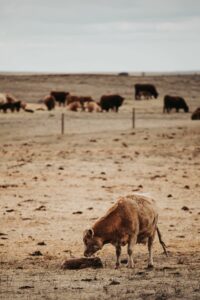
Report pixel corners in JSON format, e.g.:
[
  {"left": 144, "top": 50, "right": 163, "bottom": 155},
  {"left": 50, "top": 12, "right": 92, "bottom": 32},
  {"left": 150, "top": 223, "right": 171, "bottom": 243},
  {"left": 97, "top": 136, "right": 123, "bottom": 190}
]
[{"left": 0, "top": 73, "right": 200, "bottom": 299}]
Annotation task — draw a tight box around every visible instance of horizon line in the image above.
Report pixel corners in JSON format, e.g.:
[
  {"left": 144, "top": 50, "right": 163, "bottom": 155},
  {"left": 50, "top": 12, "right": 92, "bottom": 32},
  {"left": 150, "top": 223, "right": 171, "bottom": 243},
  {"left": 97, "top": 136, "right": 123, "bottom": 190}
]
[{"left": 0, "top": 70, "right": 200, "bottom": 76}]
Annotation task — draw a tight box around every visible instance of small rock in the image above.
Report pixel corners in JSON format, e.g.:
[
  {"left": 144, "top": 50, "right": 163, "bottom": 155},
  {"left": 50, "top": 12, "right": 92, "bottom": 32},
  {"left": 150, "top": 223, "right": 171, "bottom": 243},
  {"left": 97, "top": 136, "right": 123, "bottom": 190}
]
[
  {"left": 19, "top": 286, "right": 34, "bottom": 289},
  {"left": 35, "top": 205, "right": 46, "bottom": 211},
  {"left": 109, "top": 280, "right": 120, "bottom": 285},
  {"left": 72, "top": 211, "right": 83, "bottom": 215},
  {"left": 184, "top": 185, "right": 190, "bottom": 189},
  {"left": 122, "top": 142, "right": 128, "bottom": 147},
  {"left": 37, "top": 241, "right": 46, "bottom": 246},
  {"left": 30, "top": 251, "right": 43, "bottom": 256},
  {"left": 182, "top": 206, "right": 189, "bottom": 211}
]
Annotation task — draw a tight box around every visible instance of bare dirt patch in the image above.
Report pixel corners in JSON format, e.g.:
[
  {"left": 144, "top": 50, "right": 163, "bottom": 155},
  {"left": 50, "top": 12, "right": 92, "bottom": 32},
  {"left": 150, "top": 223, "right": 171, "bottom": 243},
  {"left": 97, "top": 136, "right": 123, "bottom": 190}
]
[{"left": 0, "top": 73, "right": 200, "bottom": 299}]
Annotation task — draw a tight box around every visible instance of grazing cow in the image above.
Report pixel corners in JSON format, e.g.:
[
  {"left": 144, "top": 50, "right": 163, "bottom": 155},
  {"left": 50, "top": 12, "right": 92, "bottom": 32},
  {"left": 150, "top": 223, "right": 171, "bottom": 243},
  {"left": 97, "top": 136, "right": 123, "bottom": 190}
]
[
  {"left": 191, "top": 107, "right": 200, "bottom": 120},
  {"left": 44, "top": 95, "right": 56, "bottom": 111},
  {"left": 84, "top": 101, "right": 101, "bottom": 112},
  {"left": 83, "top": 194, "right": 167, "bottom": 269},
  {"left": 50, "top": 91, "right": 69, "bottom": 106},
  {"left": 99, "top": 94, "right": 124, "bottom": 112},
  {"left": 66, "top": 95, "right": 94, "bottom": 111},
  {"left": 118, "top": 72, "right": 129, "bottom": 76},
  {"left": 163, "top": 95, "right": 189, "bottom": 113},
  {"left": 6, "top": 94, "right": 17, "bottom": 103},
  {"left": 79, "top": 96, "right": 94, "bottom": 111},
  {"left": 66, "top": 95, "right": 80, "bottom": 105},
  {"left": 135, "top": 84, "right": 158, "bottom": 100},
  {"left": 67, "top": 101, "right": 81, "bottom": 112},
  {"left": 0, "top": 93, "right": 7, "bottom": 104},
  {"left": 0, "top": 101, "right": 22, "bottom": 113}
]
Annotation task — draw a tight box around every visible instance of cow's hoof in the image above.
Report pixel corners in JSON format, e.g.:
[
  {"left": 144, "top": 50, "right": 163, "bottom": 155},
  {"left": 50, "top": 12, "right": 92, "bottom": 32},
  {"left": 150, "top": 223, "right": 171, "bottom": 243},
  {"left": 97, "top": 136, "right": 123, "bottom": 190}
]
[
  {"left": 126, "top": 264, "right": 134, "bottom": 269},
  {"left": 147, "top": 264, "right": 154, "bottom": 270}
]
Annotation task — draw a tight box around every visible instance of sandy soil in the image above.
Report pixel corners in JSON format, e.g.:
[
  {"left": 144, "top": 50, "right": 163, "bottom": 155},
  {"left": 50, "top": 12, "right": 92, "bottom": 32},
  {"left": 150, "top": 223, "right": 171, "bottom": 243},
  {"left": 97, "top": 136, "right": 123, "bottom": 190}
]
[{"left": 0, "top": 73, "right": 200, "bottom": 299}]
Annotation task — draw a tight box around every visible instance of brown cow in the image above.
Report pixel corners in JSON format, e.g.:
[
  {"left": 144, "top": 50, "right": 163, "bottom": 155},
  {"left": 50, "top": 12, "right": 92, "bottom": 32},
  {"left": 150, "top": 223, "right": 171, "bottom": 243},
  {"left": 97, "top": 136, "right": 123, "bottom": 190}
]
[
  {"left": 66, "top": 95, "right": 80, "bottom": 105},
  {"left": 191, "top": 107, "right": 200, "bottom": 120},
  {"left": 67, "top": 95, "right": 94, "bottom": 111},
  {"left": 99, "top": 94, "right": 124, "bottom": 112},
  {"left": 79, "top": 96, "right": 94, "bottom": 111},
  {"left": 44, "top": 95, "right": 56, "bottom": 111},
  {"left": 6, "top": 94, "right": 17, "bottom": 103},
  {"left": 0, "top": 93, "right": 7, "bottom": 104},
  {"left": 83, "top": 194, "right": 167, "bottom": 269},
  {"left": 84, "top": 101, "right": 101, "bottom": 112},
  {"left": 67, "top": 101, "right": 81, "bottom": 112}
]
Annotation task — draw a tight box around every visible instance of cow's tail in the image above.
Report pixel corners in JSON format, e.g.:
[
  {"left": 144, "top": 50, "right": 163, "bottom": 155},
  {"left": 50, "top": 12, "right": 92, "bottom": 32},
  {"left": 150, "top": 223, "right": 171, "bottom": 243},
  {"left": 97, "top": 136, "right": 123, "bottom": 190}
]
[{"left": 156, "top": 227, "right": 168, "bottom": 256}]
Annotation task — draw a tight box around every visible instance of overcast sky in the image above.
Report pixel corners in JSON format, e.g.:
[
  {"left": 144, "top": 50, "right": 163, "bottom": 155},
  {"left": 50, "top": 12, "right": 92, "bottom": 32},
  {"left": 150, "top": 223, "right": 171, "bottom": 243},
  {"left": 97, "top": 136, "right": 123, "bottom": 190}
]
[{"left": 0, "top": 0, "right": 200, "bottom": 73}]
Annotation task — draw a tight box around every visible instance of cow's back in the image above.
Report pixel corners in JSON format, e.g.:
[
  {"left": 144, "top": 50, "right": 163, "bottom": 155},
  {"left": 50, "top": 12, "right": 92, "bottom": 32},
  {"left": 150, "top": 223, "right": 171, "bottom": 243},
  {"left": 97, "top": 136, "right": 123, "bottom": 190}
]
[
  {"left": 94, "top": 194, "right": 157, "bottom": 243},
  {"left": 121, "top": 195, "right": 157, "bottom": 226}
]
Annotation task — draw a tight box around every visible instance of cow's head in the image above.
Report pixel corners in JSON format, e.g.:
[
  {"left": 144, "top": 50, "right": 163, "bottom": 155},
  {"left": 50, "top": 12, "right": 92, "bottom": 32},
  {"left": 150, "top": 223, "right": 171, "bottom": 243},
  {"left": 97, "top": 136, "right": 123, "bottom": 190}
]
[
  {"left": 155, "top": 91, "right": 159, "bottom": 99},
  {"left": 184, "top": 105, "right": 189, "bottom": 113},
  {"left": 83, "top": 228, "right": 103, "bottom": 257}
]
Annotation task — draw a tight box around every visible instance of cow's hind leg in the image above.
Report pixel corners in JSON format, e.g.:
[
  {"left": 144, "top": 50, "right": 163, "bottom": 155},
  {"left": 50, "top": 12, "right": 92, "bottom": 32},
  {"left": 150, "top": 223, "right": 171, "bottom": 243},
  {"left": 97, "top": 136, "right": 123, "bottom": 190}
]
[
  {"left": 115, "top": 243, "right": 121, "bottom": 269},
  {"left": 147, "top": 235, "right": 155, "bottom": 269},
  {"left": 127, "top": 236, "right": 137, "bottom": 268}
]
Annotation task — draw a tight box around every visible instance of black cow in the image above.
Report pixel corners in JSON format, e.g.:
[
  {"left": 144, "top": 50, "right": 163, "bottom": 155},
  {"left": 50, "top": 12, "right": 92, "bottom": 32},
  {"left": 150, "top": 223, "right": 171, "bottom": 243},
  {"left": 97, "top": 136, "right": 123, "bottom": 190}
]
[
  {"left": 99, "top": 95, "right": 124, "bottom": 112},
  {"left": 50, "top": 91, "right": 69, "bottom": 106},
  {"left": 191, "top": 107, "right": 200, "bottom": 120},
  {"left": 0, "top": 101, "right": 22, "bottom": 113},
  {"left": 44, "top": 95, "right": 56, "bottom": 111},
  {"left": 134, "top": 84, "right": 158, "bottom": 100},
  {"left": 163, "top": 95, "right": 189, "bottom": 113}
]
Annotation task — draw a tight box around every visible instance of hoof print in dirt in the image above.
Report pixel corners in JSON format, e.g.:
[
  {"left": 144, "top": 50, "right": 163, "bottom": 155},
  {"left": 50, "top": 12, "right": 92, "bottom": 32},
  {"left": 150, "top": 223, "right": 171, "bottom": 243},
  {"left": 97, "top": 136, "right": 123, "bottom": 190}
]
[{"left": 61, "top": 257, "right": 103, "bottom": 270}]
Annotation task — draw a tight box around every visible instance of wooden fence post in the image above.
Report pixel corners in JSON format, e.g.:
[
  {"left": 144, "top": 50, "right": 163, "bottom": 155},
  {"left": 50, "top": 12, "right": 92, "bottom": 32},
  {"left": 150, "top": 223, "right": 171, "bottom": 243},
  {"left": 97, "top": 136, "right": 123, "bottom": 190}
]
[
  {"left": 61, "top": 113, "right": 65, "bottom": 135},
  {"left": 132, "top": 108, "right": 135, "bottom": 129}
]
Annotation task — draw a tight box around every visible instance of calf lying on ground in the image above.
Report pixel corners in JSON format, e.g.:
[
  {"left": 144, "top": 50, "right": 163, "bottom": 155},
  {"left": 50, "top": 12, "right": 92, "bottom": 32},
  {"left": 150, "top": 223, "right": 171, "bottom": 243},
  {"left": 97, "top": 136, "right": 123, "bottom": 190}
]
[{"left": 83, "top": 194, "right": 167, "bottom": 269}]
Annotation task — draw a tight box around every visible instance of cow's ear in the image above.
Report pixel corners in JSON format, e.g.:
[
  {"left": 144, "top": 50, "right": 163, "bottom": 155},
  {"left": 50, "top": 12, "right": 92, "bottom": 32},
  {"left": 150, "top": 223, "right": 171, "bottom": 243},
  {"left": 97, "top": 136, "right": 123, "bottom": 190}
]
[
  {"left": 88, "top": 228, "right": 94, "bottom": 238},
  {"left": 87, "top": 228, "right": 94, "bottom": 238},
  {"left": 83, "top": 228, "right": 94, "bottom": 239}
]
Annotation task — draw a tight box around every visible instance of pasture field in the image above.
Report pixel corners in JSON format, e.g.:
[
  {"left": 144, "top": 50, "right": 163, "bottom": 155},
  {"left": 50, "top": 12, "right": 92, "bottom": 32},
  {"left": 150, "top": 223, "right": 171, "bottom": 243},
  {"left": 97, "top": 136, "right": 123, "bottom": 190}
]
[{"left": 0, "top": 73, "right": 200, "bottom": 299}]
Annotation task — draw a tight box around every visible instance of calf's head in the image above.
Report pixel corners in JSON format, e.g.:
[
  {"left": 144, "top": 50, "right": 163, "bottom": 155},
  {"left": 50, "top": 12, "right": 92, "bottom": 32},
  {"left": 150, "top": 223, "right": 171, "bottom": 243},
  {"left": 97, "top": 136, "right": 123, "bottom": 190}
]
[{"left": 83, "top": 228, "right": 103, "bottom": 257}]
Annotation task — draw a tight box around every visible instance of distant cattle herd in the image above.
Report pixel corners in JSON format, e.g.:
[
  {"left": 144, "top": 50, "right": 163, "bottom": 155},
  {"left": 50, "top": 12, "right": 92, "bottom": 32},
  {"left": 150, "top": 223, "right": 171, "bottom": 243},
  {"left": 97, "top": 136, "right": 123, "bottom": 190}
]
[{"left": 0, "top": 82, "right": 199, "bottom": 120}]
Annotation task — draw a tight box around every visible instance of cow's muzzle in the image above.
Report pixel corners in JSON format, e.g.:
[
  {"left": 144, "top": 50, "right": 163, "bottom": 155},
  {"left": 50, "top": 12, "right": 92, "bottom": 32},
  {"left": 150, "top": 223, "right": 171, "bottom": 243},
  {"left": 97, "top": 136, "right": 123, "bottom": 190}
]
[{"left": 84, "top": 251, "right": 91, "bottom": 257}]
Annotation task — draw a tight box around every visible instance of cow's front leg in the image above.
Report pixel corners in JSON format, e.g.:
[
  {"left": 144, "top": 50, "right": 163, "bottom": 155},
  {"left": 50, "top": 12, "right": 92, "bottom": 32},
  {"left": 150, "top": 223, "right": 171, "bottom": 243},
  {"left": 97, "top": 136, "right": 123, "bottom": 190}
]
[
  {"left": 115, "top": 243, "right": 121, "bottom": 269},
  {"left": 127, "top": 236, "right": 136, "bottom": 268}
]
